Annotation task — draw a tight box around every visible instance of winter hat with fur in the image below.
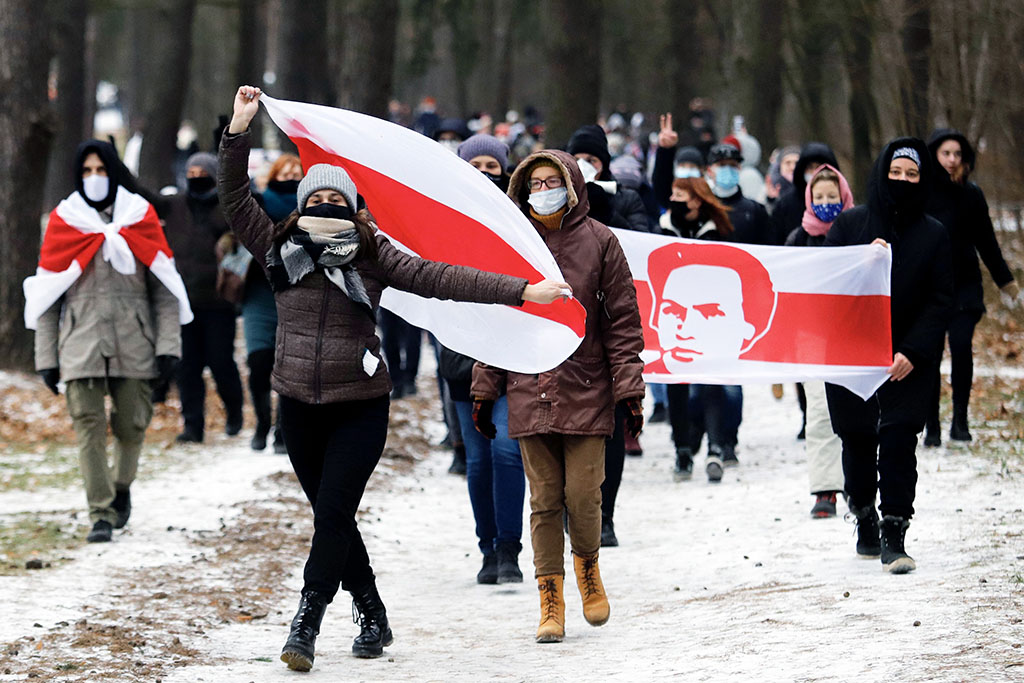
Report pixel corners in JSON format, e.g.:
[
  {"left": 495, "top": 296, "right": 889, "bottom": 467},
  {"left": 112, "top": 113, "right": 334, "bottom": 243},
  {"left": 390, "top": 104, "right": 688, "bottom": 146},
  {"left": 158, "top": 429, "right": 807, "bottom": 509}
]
[{"left": 297, "top": 163, "right": 359, "bottom": 213}]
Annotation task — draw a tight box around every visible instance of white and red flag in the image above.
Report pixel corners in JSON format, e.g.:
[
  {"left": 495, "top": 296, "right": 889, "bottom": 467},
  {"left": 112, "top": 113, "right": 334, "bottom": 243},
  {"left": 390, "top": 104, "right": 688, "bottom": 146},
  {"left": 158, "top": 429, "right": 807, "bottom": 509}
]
[
  {"left": 613, "top": 229, "right": 893, "bottom": 399},
  {"left": 24, "top": 186, "right": 193, "bottom": 329},
  {"left": 259, "top": 95, "right": 586, "bottom": 374}
]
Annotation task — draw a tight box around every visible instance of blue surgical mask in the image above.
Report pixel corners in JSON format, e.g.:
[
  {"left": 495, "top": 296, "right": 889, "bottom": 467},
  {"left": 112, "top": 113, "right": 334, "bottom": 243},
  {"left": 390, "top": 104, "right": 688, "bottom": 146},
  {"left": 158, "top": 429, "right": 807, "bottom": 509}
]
[
  {"left": 710, "top": 166, "right": 740, "bottom": 197},
  {"left": 811, "top": 202, "right": 844, "bottom": 223},
  {"left": 674, "top": 166, "right": 702, "bottom": 179},
  {"left": 527, "top": 187, "right": 568, "bottom": 216}
]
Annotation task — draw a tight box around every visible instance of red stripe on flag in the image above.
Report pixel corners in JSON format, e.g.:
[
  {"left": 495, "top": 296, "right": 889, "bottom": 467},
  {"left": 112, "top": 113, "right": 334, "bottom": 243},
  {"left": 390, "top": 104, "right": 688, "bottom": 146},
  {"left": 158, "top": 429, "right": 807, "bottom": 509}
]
[
  {"left": 635, "top": 281, "right": 892, "bottom": 367},
  {"left": 290, "top": 136, "right": 587, "bottom": 337},
  {"left": 39, "top": 211, "right": 105, "bottom": 272}
]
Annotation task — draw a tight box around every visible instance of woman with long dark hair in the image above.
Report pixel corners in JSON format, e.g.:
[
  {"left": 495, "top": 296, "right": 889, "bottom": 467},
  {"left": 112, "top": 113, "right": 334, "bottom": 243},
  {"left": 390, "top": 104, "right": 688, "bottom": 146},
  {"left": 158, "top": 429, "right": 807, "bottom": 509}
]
[{"left": 219, "top": 86, "right": 569, "bottom": 672}]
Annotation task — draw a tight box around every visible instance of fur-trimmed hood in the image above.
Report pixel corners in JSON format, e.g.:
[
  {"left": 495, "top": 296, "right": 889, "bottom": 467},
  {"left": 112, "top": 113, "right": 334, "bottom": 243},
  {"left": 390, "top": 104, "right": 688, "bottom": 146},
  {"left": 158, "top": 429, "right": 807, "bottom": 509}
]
[{"left": 508, "top": 149, "right": 590, "bottom": 230}]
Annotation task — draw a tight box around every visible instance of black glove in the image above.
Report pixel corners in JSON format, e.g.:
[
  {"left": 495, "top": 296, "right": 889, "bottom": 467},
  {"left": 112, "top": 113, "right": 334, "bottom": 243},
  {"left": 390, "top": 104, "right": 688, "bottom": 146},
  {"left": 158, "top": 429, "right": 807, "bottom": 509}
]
[
  {"left": 473, "top": 399, "right": 496, "bottom": 440},
  {"left": 619, "top": 397, "right": 644, "bottom": 439},
  {"left": 156, "top": 355, "right": 179, "bottom": 387},
  {"left": 39, "top": 368, "right": 60, "bottom": 395}
]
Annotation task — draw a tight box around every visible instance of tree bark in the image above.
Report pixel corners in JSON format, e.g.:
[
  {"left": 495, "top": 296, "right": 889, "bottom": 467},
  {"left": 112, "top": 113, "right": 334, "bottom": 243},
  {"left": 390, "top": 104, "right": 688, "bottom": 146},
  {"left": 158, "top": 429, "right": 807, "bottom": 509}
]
[
  {"left": 338, "top": 0, "right": 399, "bottom": 118},
  {"left": 788, "top": 0, "right": 833, "bottom": 140},
  {"left": 237, "top": 0, "right": 267, "bottom": 147},
  {"left": 43, "top": 0, "right": 89, "bottom": 213},
  {"left": 900, "top": 1, "right": 931, "bottom": 137},
  {"left": 746, "top": 0, "right": 784, "bottom": 152},
  {"left": 665, "top": 0, "right": 701, "bottom": 125},
  {"left": 136, "top": 0, "right": 198, "bottom": 190},
  {"left": 840, "top": 0, "right": 880, "bottom": 201},
  {"left": 444, "top": 0, "right": 479, "bottom": 118},
  {"left": 542, "top": 0, "right": 602, "bottom": 148},
  {"left": 0, "top": 0, "right": 54, "bottom": 369},
  {"left": 491, "top": 0, "right": 515, "bottom": 118}
]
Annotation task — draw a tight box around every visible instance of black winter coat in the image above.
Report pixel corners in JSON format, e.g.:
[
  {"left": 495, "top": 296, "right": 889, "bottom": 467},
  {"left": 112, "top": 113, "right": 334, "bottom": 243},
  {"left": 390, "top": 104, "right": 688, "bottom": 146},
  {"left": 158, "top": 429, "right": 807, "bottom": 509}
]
[
  {"left": 718, "top": 189, "right": 772, "bottom": 245},
  {"left": 825, "top": 137, "right": 953, "bottom": 368},
  {"left": 925, "top": 130, "right": 1013, "bottom": 312}
]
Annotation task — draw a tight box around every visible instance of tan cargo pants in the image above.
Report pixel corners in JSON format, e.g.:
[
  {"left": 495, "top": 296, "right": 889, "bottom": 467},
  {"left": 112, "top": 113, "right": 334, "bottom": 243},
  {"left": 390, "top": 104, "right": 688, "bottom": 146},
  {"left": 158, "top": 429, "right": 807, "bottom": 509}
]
[
  {"left": 66, "top": 378, "right": 153, "bottom": 524},
  {"left": 518, "top": 433, "right": 605, "bottom": 577}
]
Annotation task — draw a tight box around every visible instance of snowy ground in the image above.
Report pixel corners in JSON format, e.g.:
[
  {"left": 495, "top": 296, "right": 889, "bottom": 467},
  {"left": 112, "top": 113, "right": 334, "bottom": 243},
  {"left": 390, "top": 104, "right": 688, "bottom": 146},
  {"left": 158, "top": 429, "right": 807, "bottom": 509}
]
[{"left": 1, "top": 375, "right": 1022, "bottom": 682}]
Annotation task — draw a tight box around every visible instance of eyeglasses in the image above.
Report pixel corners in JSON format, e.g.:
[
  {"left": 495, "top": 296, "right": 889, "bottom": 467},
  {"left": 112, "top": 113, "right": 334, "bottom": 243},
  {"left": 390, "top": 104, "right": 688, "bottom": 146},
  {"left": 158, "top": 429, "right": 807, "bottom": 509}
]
[{"left": 528, "top": 176, "right": 565, "bottom": 191}]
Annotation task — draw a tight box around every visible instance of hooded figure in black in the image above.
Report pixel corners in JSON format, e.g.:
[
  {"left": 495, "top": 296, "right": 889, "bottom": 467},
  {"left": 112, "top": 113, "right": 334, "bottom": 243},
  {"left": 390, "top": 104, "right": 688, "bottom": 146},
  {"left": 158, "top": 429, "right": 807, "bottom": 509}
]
[
  {"left": 922, "top": 129, "right": 1017, "bottom": 445},
  {"left": 823, "top": 137, "right": 953, "bottom": 574},
  {"left": 566, "top": 124, "right": 649, "bottom": 232},
  {"left": 74, "top": 140, "right": 129, "bottom": 212},
  {"left": 770, "top": 142, "right": 839, "bottom": 244}
]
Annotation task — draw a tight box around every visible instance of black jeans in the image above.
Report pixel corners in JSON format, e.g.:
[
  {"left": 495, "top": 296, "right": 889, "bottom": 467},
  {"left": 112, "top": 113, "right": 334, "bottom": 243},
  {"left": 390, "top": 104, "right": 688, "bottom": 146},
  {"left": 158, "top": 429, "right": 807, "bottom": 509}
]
[
  {"left": 280, "top": 393, "right": 390, "bottom": 601},
  {"left": 666, "top": 384, "right": 690, "bottom": 450},
  {"left": 928, "top": 308, "right": 983, "bottom": 421},
  {"left": 177, "top": 308, "right": 244, "bottom": 436},
  {"left": 825, "top": 366, "right": 931, "bottom": 519},
  {"left": 601, "top": 405, "right": 626, "bottom": 520},
  {"left": 378, "top": 308, "right": 422, "bottom": 388}
]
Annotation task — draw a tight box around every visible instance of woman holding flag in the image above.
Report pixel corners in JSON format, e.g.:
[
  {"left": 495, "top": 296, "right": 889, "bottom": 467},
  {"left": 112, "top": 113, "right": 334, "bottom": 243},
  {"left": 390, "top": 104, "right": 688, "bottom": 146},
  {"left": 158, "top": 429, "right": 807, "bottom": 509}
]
[{"left": 219, "top": 85, "right": 570, "bottom": 672}]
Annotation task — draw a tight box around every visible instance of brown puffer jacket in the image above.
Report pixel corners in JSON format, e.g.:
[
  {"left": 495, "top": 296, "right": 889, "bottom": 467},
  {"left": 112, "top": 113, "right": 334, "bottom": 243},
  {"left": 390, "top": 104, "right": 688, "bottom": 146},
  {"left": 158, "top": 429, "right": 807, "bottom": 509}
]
[
  {"left": 472, "top": 150, "right": 645, "bottom": 438},
  {"left": 218, "top": 129, "right": 529, "bottom": 405}
]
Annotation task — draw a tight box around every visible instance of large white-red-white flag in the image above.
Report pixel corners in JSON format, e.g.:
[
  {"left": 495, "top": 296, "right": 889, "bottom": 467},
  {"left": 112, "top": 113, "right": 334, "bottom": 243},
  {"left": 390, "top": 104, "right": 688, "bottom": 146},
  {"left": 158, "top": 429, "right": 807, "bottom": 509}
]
[
  {"left": 260, "top": 95, "right": 586, "bottom": 374},
  {"left": 613, "top": 229, "right": 893, "bottom": 399}
]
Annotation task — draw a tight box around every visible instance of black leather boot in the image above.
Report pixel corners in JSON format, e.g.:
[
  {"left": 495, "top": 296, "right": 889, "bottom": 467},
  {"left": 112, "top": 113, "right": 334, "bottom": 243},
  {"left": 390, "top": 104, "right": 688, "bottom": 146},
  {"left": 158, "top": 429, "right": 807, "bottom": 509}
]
[
  {"left": 350, "top": 582, "right": 393, "bottom": 658},
  {"left": 251, "top": 389, "right": 272, "bottom": 451},
  {"left": 112, "top": 487, "right": 131, "bottom": 529},
  {"left": 495, "top": 541, "right": 524, "bottom": 582},
  {"left": 280, "top": 590, "right": 328, "bottom": 671},
  {"left": 950, "top": 402, "right": 972, "bottom": 441},
  {"left": 847, "top": 502, "right": 881, "bottom": 557},
  {"left": 880, "top": 515, "right": 916, "bottom": 574}
]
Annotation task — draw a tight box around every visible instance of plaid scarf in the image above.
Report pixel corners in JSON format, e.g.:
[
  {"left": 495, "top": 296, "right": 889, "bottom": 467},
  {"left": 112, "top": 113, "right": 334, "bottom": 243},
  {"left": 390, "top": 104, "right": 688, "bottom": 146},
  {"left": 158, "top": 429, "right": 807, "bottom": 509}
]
[{"left": 267, "top": 216, "right": 372, "bottom": 317}]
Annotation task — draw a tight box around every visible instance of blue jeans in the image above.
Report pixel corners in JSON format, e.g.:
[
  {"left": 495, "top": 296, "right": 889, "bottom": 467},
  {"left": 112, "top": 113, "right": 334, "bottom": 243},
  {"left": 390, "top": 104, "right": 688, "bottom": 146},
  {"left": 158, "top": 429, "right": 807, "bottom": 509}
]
[
  {"left": 649, "top": 382, "right": 668, "bottom": 407},
  {"left": 454, "top": 396, "right": 525, "bottom": 555}
]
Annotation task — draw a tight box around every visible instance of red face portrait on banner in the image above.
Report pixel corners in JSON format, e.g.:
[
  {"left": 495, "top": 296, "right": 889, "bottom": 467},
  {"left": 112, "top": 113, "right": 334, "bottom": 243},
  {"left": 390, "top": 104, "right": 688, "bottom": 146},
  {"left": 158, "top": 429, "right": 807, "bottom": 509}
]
[{"left": 646, "top": 242, "right": 776, "bottom": 372}]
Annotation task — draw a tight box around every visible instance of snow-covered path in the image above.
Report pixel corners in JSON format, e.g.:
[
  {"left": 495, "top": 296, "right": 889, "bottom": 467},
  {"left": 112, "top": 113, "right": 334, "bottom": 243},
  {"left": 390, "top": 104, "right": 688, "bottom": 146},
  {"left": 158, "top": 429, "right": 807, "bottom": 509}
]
[
  {"left": 164, "top": 387, "right": 1023, "bottom": 682},
  {"left": 1, "top": 383, "right": 1022, "bottom": 682}
]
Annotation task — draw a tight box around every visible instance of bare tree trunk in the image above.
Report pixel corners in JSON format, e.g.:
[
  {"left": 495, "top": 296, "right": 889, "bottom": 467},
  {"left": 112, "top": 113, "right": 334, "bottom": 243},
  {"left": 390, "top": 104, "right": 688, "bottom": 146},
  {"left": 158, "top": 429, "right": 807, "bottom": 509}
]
[
  {"left": 44, "top": 0, "right": 89, "bottom": 212},
  {"left": 542, "top": 0, "right": 602, "bottom": 148},
  {"left": 338, "top": 0, "right": 399, "bottom": 118},
  {"left": 237, "top": 0, "right": 267, "bottom": 146},
  {"left": 746, "top": 0, "right": 784, "bottom": 152},
  {"left": 137, "top": 0, "right": 198, "bottom": 190},
  {"left": 788, "top": 0, "right": 833, "bottom": 140},
  {"left": 899, "top": 0, "right": 931, "bottom": 136},
  {"left": 840, "top": 0, "right": 880, "bottom": 200},
  {"left": 666, "top": 0, "right": 701, "bottom": 123},
  {"left": 491, "top": 0, "right": 515, "bottom": 118},
  {"left": 444, "top": 0, "right": 479, "bottom": 117},
  {"left": 0, "top": 0, "right": 54, "bottom": 369}
]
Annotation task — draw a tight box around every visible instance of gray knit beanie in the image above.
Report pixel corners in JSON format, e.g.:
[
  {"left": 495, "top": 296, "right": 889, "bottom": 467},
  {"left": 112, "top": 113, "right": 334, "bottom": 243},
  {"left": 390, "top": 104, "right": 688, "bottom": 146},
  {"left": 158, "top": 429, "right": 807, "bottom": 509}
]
[
  {"left": 297, "top": 163, "right": 359, "bottom": 213},
  {"left": 186, "top": 152, "right": 218, "bottom": 178},
  {"left": 457, "top": 134, "right": 510, "bottom": 172}
]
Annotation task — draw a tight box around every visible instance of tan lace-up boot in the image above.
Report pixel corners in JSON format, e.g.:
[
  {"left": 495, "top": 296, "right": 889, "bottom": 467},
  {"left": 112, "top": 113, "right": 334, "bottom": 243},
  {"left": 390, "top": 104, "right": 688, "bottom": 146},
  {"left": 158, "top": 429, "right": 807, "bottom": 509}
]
[
  {"left": 573, "top": 551, "right": 610, "bottom": 626},
  {"left": 535, "top": 574, "right": 565, "bottom": 643}
]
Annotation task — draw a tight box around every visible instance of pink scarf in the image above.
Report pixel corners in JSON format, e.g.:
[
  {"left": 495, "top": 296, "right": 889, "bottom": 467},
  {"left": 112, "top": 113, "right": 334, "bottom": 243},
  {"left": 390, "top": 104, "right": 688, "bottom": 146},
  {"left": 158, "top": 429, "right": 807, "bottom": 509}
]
[{"left": 801, "top": 164, "right": 854, "bottom": 237}]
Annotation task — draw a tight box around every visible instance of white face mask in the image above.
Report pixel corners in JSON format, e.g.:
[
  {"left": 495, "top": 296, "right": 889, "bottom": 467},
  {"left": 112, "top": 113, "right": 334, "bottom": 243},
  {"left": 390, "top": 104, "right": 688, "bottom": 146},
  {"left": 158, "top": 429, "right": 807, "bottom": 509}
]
[
  {"left": 439, "top": 139, "right": 461, "bottom": 154},
  {"left": 83, "top": 175, "right": 110, "bottom": 202},
  {"left": 576, "top": 158, "right": 598, "bottom": 183},
  {"left": 527, "top": 187, "right": 568, "bottom": 216},
  {"left": 674, "top": 166, "right": 702, "bottom": 179}
]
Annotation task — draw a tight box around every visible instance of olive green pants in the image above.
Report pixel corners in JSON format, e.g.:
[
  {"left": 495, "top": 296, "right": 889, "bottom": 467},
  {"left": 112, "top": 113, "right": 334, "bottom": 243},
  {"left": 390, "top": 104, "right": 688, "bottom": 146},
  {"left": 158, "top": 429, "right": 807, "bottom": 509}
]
[
  {"left": 66, "top": 378, "right": 153, "bottom": 524},
  {"left": 519, "top": 434, "right": 605, "bottom": 577}
]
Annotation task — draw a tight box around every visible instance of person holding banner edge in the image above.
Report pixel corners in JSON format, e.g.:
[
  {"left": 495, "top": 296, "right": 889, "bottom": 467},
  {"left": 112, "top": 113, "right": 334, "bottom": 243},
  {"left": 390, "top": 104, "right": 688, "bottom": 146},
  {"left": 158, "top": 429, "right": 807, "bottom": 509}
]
[
  {"left": 220, "top": 85, "right": 571, "bottom": 672},
  {"left": 824, "top": 137, "right": 953, "bottom": 574}
]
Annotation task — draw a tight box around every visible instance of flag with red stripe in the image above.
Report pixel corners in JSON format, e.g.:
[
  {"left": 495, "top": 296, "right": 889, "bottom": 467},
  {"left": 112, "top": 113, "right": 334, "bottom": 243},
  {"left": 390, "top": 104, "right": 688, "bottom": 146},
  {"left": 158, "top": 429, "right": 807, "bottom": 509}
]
[
  {"left": 260, "top": 95, "right": 586, "bottom": 374},
  {"left": 24, "top": 187, "right": 193, "bottom": 330},
  {"left": 613, "top": 229, "right": 892, "bottom": 399}
]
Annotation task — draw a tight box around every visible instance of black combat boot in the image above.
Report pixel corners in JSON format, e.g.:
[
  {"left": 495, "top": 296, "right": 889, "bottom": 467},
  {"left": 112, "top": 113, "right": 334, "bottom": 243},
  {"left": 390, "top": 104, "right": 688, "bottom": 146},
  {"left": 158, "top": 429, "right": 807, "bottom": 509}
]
[
  {"left": 880, "top": 515, "right": 916, "bottom": 574},
  {"left": 495, "top": 541, "right": 524, "bottom": 583},
  {"left": 477, "top": 553, "right": 498, "bottom": 584},
  {"left": 950, "top": 402, "right": 972, "bottom": 441},
  {"left": 251, "top": 389, "right": 272, "bottom": 451},
  {"left": 847, "top": 502, "right": 881, "bottom": 557},
  {"left": 350, "top": 581, "right": 393, "bottom": 658},
  {"left": 600, "top": 516, "right": 619, "bottom": 548},
  {"left": 112, "top": 487, "right": 131, "bottom": 529},
  {"left": 280, "top": 590, "right": 328, "bottom": 671},
  {"left": 673, "top": 447, "right": 693, "bottom": 482}
]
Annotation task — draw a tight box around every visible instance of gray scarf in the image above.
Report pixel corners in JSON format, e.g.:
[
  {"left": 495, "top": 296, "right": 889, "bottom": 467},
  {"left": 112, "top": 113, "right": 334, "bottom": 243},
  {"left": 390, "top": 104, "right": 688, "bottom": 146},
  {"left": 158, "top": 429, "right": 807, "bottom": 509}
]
[{"left": 267, "top": 216, "right": 372, "bottom": 316}]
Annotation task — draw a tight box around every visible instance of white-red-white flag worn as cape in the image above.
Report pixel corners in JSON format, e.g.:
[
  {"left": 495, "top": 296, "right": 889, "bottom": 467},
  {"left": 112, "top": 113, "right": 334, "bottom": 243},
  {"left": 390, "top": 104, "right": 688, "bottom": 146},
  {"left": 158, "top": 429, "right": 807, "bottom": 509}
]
[
  {"left": 24, "top": 186, "right": 193, "bottom": 330},
  {"left": 260, "top": 95, "right": 585, "bottom": 374},
  {"left": 612, "top": 229, "right": 893, "bottom": 399}
]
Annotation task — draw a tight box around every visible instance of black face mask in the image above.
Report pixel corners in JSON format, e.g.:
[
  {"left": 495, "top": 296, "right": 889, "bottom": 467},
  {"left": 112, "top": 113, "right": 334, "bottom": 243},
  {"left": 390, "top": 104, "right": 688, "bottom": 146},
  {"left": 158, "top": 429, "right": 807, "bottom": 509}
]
[
  {"left": 187, "top": 176, "right": 216, "bottom": 195},
  {"left": 483, "top": 171, "right": 509, "bottom": 192},
  {"left": 268, "top": 179, "right": 300, "bottom": 195},
  {"left": 304, "top": 202, "right": 353, "bottom": 220},
  {"left": 886, "top": 178, "right": 920, "bottom": 205},
  {"left": 669, "top": 201, "right": 697, "bottom": 229}
]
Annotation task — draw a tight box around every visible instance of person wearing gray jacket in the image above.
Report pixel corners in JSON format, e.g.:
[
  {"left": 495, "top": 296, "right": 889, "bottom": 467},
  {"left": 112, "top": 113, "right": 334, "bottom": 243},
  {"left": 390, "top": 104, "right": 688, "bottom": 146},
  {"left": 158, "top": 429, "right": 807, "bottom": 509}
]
[{"left": 30, "top": 140, "right": 184, "bottom": 543}]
